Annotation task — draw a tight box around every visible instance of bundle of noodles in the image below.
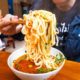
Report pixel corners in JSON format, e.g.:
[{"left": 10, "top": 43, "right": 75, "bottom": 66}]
[{"left": 22, "top": 10, "right": 59, "bottom": 69}]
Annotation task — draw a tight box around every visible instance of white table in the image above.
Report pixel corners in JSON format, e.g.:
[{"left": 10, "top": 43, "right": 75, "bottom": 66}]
[{"left": 5, "top": 40, "right": 25, "bottom": 52}]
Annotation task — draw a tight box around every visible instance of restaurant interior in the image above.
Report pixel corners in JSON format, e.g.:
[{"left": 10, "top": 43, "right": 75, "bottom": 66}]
[{"left": 0, "top": 0, "right": 80, "bottom": 80}]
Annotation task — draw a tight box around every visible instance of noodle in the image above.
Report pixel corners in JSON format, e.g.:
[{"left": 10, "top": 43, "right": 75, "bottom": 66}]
[{"left": 22, "top": 10, "right": 59, "bottom": 69}]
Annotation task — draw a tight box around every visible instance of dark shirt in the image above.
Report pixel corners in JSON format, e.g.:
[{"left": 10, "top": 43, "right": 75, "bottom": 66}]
[
  {"left": 31, "top": 0, "right": 80, "bottom": 24},
  {"left": 30, "top": 0, "right": 80, "bottom": 60},
  {"left": 31, "top": 0, "right": 80, "bottom": 33},
  {"left": 30, "top": 0, "right": 80, "bottom": 42},
  {"left": 30, "top": 0, "right": 54, "bottom": 11}
]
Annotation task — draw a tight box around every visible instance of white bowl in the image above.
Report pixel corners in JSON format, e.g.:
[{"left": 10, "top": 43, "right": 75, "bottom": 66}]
[{"left": 7, "top": 47, "right": 65, "bottom": 80}]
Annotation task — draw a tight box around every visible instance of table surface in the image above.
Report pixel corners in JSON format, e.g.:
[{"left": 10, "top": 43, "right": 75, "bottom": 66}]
[{"left": 0, "top": 51, "right": 80, "bottom": 80}]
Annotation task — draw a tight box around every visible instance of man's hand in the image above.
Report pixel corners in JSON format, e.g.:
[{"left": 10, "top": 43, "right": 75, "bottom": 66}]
[{"left": 0, "top": 14, "right": 22, "bottom": 36}]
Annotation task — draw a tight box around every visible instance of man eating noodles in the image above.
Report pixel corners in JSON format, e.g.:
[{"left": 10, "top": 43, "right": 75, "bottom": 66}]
[{"left": 0, "top": 0, "right": 80, "bottom": 61}]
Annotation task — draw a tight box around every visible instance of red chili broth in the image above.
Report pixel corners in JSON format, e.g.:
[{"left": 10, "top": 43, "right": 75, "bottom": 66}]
[
  {"left": 14, "top": 60, "right": 38, "bottom": 73},
  {"left": 13, "top": 54, "right": 62, "bottom": 74}
]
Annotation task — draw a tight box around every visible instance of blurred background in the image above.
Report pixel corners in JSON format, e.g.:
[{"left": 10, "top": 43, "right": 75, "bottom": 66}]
[
  {"left": 0, "top": 0, "right": 35, "bottom": 51},
  {"left": 0, "top": 0, "right": 34, "bottom": 17}
]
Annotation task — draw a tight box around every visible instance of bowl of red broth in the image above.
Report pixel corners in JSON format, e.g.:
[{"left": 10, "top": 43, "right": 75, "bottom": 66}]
[
  {"left": 7, "top": 10, "right": 65, "bottom": 80},
  {"left": 7, "top": 47, "right": 65, "bottom": 80}
]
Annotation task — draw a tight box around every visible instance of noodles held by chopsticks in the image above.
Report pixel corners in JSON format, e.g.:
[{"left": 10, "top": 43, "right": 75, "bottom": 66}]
[{"left": 22, "top": 10, "right": 59, "bottom": 69}]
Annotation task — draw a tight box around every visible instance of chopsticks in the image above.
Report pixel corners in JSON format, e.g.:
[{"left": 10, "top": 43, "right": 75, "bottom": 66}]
[
  {"left": 10, "top": 18, "right": 25, "bottom": 25},
  {"left": 0, "top": 10, "right": 25, "bottom": 25},
  {"left": 0, "top": 9, "right": 25, "bottom": 25},
  {"left": 0, "top": 18, "right": 25, "bottom": 31},
  {"left": 0, "top": 10, "right": 25, "bottom": 31}
]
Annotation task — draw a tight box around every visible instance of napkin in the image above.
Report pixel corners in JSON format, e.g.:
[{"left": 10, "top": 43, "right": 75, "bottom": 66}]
[{"left": 0, "top": 39, "right": 5, "bottom": 50}]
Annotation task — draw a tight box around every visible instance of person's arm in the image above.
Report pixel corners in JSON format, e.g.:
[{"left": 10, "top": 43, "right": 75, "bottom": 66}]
[{"left": 0, "top": 14, "right": 22, "bottom": 36}]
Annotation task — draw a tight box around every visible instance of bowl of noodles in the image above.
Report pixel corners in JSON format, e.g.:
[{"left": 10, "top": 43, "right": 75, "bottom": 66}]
[{"left": 7, "top": 10, "right": 65, "bottom": 80}]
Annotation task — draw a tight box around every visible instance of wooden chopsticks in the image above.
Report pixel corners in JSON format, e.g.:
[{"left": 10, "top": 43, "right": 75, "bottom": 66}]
[
  {"left": 0, "top": 10, "right": 25, "bottom": 31},
  {"left": 10, "top": 18, "right": 25, "bottom": 25},
  {"left": 0, "top": 10, "right": 25, "bottom": 25},
  {"left": 0, "top": 18, "right": 25, "bottom": 31}
]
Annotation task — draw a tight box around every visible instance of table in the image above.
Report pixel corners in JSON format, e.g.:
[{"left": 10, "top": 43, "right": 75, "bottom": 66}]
[{"left": 0, "top": 51, "right": 80, "bottom": 80}]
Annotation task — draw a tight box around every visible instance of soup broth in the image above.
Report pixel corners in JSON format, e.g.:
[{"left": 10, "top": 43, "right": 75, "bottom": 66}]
[{"left": 13, "top": 53, "right": 64, "bottom": 74}]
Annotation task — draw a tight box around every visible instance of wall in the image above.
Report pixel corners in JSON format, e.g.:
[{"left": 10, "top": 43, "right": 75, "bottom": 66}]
[{"left": 0, "top": 0, "right": 9, "bottom": 16}]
